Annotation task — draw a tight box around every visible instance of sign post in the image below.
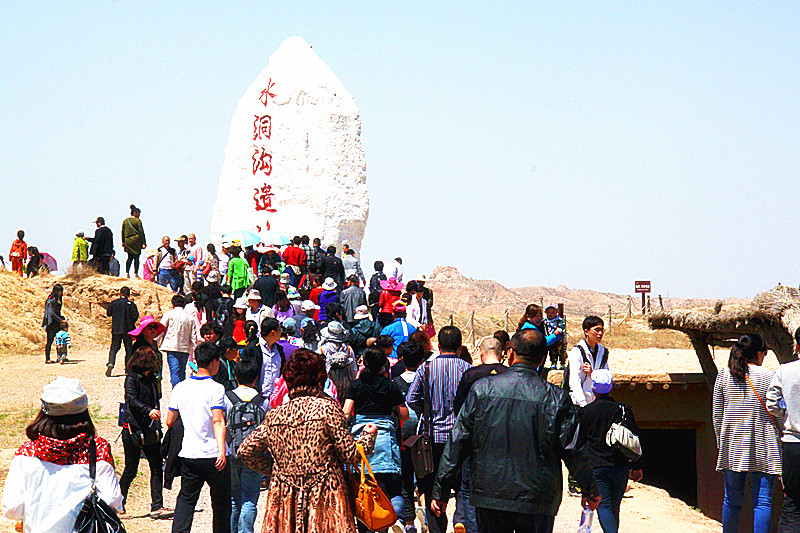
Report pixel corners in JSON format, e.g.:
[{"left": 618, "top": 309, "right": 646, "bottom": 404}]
[{"left": 635, "top": 281, "right": 651, "bottom": 316}]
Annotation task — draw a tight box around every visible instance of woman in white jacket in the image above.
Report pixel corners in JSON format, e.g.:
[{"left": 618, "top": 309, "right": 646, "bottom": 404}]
[{"left": 2, "top": 377, "right": 122, "bottom": 532}]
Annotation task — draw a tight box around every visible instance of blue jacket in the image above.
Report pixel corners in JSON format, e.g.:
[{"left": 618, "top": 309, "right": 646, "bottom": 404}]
[
  {"left": 521, "top": 321, "right": 560, "bottom": 346},
  {"left": 351, "top": 415, "right": 400, "bottom": 474},
  {"left": 380, "top": 318, "right": 417, "bottom": 358}
]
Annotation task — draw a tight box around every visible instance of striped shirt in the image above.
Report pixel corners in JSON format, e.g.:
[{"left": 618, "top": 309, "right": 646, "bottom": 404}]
[
  {"left": 713, "top": 366, "right": 782, "bottom": 475},
  {"left": 406, "top": 353, "right": 472, "bottom": 444}
]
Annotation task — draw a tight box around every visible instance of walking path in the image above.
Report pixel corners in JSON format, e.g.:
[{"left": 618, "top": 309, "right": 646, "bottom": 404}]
[{"left": 0, "top": 348, "right": 721, "bottom": 532}]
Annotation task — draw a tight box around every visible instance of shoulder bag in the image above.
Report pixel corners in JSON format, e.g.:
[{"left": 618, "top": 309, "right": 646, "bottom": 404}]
[
  {"left": 73, "top": 438, "right": 126, "bottom": 533},
  {"left": 746, "top": 374, "right": 780, "bottom": 430},
  {"left": 349, "top": 443, "right": 397, "bottom": 531},
  {"left": 605, "top": 404, "right": 642, "bottom": 462},
  {"left": 403, "top": 361, "right": 435, "bottom": 478}
]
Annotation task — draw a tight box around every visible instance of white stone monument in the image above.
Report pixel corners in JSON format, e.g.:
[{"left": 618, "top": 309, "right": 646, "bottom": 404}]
[{"left": 210, "top": 36, "right": 369, "bottom": 250}]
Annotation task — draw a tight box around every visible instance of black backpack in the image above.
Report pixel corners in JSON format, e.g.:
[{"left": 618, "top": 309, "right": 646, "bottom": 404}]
[
  {"left": 562, "top": 344, "right": 609, "bottom": 391},
  {"left": 215, "top": 297, "right": 234, "bottom": 336},
  {"left": 225, "top": 391, "right": 266, "bottom": 458}
]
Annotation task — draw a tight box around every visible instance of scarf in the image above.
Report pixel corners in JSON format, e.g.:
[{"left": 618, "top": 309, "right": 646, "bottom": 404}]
[{"left": 15, "top": 433, "right": 113, "bottom": 466}]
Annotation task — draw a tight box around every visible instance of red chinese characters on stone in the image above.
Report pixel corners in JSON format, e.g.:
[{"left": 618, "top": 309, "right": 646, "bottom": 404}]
[
  {"left": 259, "top": 78, "right": 276, "bottom": 107},
  {"left": 254, "top": 184, "right": 277, "bottom": 213},
  {"left": 252, "top": 147, "right": 272, "bottom": 176},
  {"left": 253, "top": 115, "right": 272, "bottom": 141}
]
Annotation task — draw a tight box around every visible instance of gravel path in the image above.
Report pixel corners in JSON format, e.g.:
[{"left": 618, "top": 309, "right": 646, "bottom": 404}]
[{"left": 0, "top": 348, "right": 719, "bottom": 533}]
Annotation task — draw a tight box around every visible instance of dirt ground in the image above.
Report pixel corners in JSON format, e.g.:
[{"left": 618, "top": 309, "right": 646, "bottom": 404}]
[{"left": 0, "top": 345, "right": 722, "bottom": 533}]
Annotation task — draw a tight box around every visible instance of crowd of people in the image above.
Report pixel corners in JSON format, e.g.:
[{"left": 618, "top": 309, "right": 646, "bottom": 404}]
[{"left": 13, "top": 213, "right": 800, "bottom": 533}]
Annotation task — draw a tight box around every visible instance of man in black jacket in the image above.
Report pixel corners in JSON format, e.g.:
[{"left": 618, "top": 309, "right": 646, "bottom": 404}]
[
  {"left": 87, "top": 216, "right": 114, "bottom": 275},
  {"left": 318, "top": 246, "right": 345, "bottom": 293},
  {"left": 432, "top": 329, "right": 599, "bottom": 533},
  {"left": 106, "top": 286, "right": 139, "bottom": 376}
]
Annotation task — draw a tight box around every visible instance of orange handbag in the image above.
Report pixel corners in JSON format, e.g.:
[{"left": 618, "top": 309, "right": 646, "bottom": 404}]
[{"left": 349, "top": 443, "right": 397, "bottom": 531}]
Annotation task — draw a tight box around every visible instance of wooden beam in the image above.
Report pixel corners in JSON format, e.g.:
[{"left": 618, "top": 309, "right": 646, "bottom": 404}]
[{"left": 688, "top": 332, "right": 718, "bottom": 390}]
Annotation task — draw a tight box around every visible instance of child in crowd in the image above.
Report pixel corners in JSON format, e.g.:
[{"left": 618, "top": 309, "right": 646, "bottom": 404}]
[
  {"left": 54, "top": 321, "right": 71, "bottom": 364},
  {"left": 544, "top": 304, "right": 567, "bottom": 369}
]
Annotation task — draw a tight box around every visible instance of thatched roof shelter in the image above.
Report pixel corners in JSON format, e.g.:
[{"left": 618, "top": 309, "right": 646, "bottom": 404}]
[{"left": 649, "top": 285, "right": 800, "bottom": 387}]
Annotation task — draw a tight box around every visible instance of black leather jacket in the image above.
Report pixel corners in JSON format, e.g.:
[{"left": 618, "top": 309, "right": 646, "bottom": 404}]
[
  {"left": 432, "top": 364, "right": 597, "bottom": 515},
  {"left": 124, "top": 371, "right": 159, "bottom": 433}
]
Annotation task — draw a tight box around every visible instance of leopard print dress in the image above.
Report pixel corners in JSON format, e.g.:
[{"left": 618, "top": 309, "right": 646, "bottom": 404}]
[{"left": 238, "top": 385, "right": 376, "bottom": 533}]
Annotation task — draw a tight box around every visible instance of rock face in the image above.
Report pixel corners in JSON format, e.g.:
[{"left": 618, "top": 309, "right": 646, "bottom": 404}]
[{"left": 210, "top": 36, "right": 369, "bottom": 249}]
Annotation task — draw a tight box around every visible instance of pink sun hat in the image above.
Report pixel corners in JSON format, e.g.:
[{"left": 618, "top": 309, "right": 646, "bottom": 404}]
[
  {"left": 128, "top": 315, "right": 166, "bottom": 338},
  {"left": 380, "top": 277, "right": 404, "bottom": 291}
]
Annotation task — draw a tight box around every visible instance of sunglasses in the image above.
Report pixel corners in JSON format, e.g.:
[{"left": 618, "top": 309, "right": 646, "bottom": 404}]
[{"left": 145, "top": 324, "right": 159, "bottom": 330}]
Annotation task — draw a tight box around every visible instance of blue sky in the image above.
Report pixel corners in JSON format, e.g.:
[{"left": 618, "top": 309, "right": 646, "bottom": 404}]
[{"left": 2, "top": 2, "right": 799, "bottom": 298}]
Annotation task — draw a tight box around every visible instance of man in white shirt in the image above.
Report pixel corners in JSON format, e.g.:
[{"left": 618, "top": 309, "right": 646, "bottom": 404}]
[
  {"left": 166, "top": 342, "right": 230, "bottom": 533},
  {"left": 160, "top": 294, "right": 199, "bottom": 387},
  {"left": 218, "top": 242, "right": 231, "bottom": 278},
  {"left": 245, "top": 289, "right": 273, "bottom": 327},
  {"left": 566, "top": 315, "right": 610, "bottom": 407},
  {"left": 389, "top": 257, "right": 404, "bottom": 283}
]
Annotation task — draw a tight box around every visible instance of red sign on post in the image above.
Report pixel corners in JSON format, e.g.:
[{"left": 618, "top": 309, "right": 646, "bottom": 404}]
[{"left": 635, "top": 281, "right": 651, "bottom": 315}]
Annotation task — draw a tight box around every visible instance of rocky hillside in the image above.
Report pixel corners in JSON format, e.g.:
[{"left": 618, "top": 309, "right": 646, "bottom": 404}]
[{"left": 0, "top": 271, "right": 174, "bottom": 354}]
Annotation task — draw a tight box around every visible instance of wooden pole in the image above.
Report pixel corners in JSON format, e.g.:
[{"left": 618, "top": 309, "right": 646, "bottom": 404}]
[
  {"left": 658, "top": 294, "right": 664, "bottom": 311},
  {"left": 607, "top": 305, "right": 612, "bottom": 329},
  {"left": 688, "top": 332, "right": 718, "bottom": 390},
  {"left": 504, "top": 309, "right": 509, "bottom": 333}
]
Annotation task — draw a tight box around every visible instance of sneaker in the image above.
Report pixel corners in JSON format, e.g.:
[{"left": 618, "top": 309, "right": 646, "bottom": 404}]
[
  {"left": 149, "top": 508, "right": 174, "bottom": 519},
  {"left": 105, "top": 365, "right": 113, "bottom": 377},
  {"left": 454, "top": 524, "right": 467, "bottom": 533},
  {"left": 568, "top": 486, "right": 582, "bottom": 497}
]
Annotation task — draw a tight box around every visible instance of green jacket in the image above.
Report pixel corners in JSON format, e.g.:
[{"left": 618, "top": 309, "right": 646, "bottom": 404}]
[
  {"left": 121, "top": 217, "right": 146, "bottom": 254},
  {"left": 227, "top": 257, "right": 250, "bottom": 291},
  {"left": 72, "top": 237, "right": 88, "bottom": 262}
]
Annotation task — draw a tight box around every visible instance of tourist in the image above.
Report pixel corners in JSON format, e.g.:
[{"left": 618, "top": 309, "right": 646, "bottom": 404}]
[
  {"left": 308, "top": 273, "right": 323, "bottom": 316},
  {"left": 281, "top": 236, "right": 306, "bottom": 286},
  {"left": 224, "top": 358, "right": 265, "bottom": 533},
  {"left": 389, "top": 257, "right": 404, "bottom": 283},
  {"left": 241, "top": 317, "right": 285, "bottom": 399},
  {"left": 26, "top": 246, "right": 42, "bottom": 277},
  {"left": 244, "top": 289, "right": 273, "bottom": 326},
  {"left": 544, "top": 304, "right": 567, "bottom": 369},
  {"left": 202, "top": 322, "right": 223, "bottom": 344},
  {"left": 87, "top": 216, "right": 114, "bottom": 275},
  {"left": 713, "top": 333, "right": 781, "bottom": 533},
  {"left": 213, "top": 335, "right": 239, "bottom": 392},
  {"left": 517, "top": 303, "right": 562, "bottom": 346},
  {"left": 218, "top": 242, "right": 231, "bottom": 278},
  {"left": 252, "top": 263, "right": 279, "bottom": 307},
  {"left": 393, "top": 341, "right": 427, "bottom": 532},
  {"left": 120, "top": 346, "right": 172, "bottom": 519},
  {"left": 406, "top": 326, "right": 472, "bottom": 533},
  {"left": 409, "top": 329, "right": 435, "bottom": 359},
  {"left": 201, "top": 243, "right": 221, "bottom": 283},
  {"left": 160, "top": 295, "right": 199, "bottom": 387},
  {"left": 319, "top": 245, "right": 345, "bottom": 291},
  {"left": 299, "top": 318, "right": 319, "bottom": 352},
  {"left": 175, "top": 235, "right": 191, "bottom": 294},
  {"left": 578, "top": 370, "right": 643, "bottom": 533},
  {"left": 493, "top": 330, "right": 510, "bottom": 359},
  {"left": 184, "top": 283, "right": 207, "bottom": 337},
  {"left": 767, "top": 327, "right": 800, "bottom": 531},
  {"left": 166, "top": 341, "right": 231, "bottom": 533},
  {"left": 106, "top": 286, "right": 139, "bottom": 377},
  {"left": 1, "top": 377, "right": 123, "bottom": 531},
  {"left": 42, "top": 283, "right": 65, "bottom": 364},
  {"left": 320, "top": 320, "right": 357, "bottom": 405},
  {"left": 121, "top": 204, "right": 146, "bottom": 278},
  {"left": 381, "top": 301, "right": 417, "bottom": 359},
  {"left": 237, "top": 349, "right": 377, "bottom": 533},
  {"left": 312, "top": 237, "right": 326, "bottom": 260},
  {"left": 299, "top": 235, "right": 317, "bottom": 278},
  {"left": 343, "top": 346, "right": 410, "bottom": 532},
  {"left": 53, "top": 321, "right": 71, "bottom": 364},
  {"left": 566, "top": 315, "right": 609, "bottom": 407},
  {"left": 72, "top": 231, "right": 88, "bottom": 269},
  {"left": 142, "top": 248, "right": 157, "bottom": 281},
  {"left": 227, "top": 246, "right": 250, "bottom": 299},
  {"left": 272, "top": 289, "right": 296, "bottom": 323},
  {"left": 277, "top": 318, "right": 301, "bottom": 358},
  {"left": 317, "top": 277, "right": 339, "bottom": 322},
  {"left": 341, "top": 274, "right": 368, "bottom": 325},
  {"left": 407, "top": 282, "right": 431, "bottom": 334},
  {"left": 187, "top": 233, "right": 204, "bottom": 287},
  {"left": 130, "top": 316, "right": 167, "bottom": 397},
  {"left": 414, "top": 273, "right": 435, "bottom": 337},
  {"left": 431, "top": 329, "right": 599, "bottom": 533},
  {"left": 231, "top": 297, "right": 248, "bottom": 343},
  {"left": 348, "top": 304, "right": 382, "bottom": 358},
  {"left": 9, "top": 230, "right": 27, "bottom": 277},
  {"left": 342, "top": 248, "right": 366, "bottom": 285},
  {"left": 368, "top": 260, "right": 387, "bottom": 320},
  {"left": 156, "top": 236, "right": 181, "bottom": 292},
  {"left": 378, "top": 277, "right": 404, "bottom": 328},
  {"left": 109, "top": 251, "right": 121, "bottom": 277}
]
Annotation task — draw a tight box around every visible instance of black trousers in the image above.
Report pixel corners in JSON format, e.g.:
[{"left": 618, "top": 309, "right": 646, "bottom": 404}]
[
  {"left": 417, "top": 442, "right": 461, "bottom": 533},
  {"left": 477, "top": 508, "right": 555, "bottom": 533},
  {"left": 400, "top": 446, "right": 417, "bottom": 523},
  {"left": 172, "top": 457, "right": 231, "bottom": 533},
  {"left": 95, "top": 255, "right": 111, "bottom": 275},
  {"left": 108, "top": 333, "right": 133, "bottom": 368},
  {"left": 779, "top": 441, "right": 800, "bottom": 532},
  {"left": 119, "top": 428, "right": 163, "bottom": 512},
  {"left": 44, "top": 323, "right": 60, "bottom": 361},
  {"left": 125, "top": 252, "right": 140, "bottom": 275}
]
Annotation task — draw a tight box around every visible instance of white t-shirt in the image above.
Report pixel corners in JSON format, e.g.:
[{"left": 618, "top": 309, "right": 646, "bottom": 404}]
[
  {"left": 157, "top": 246, "right": 174, "bottom": 270},
  {"left": 168, "top": 375, "right": 226, "bottom": 459}
]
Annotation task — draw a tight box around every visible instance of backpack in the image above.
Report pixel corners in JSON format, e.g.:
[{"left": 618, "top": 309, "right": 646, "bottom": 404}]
[
  {"left": 562, "top": 343, "right": 609, "bottom": 391},
  {"left": 225, "top": 391, "right": 266, "bottom": 458},
  {"left": 215, "top": 297, "right": 234, "bottom": 336},
  {"left": 323, "top": 341, "right": 353, "bottom": 370}
]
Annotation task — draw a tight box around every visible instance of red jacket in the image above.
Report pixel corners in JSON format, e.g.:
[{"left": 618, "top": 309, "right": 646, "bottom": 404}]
[{"left": 282, "top": 245, "right": 306, "bottom": 267}]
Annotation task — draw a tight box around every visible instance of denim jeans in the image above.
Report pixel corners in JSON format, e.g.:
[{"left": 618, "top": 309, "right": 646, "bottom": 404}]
[
  {"left": 158, "top": 268, "right": 180, "bottom": 292},
  {"left": 357, "top": 473, "right": 404, "bottom": 533},
  {"left": 593, "top": 466, "right": 629, "bottom": 533},
  {"left": 457, "top": 461, "right": 478, "bottom": 532},
  {"left": 167, "top": 351, "right": 189, "bottom": 387},
  {"left": 723, "top": 470, "right": 776, "bottom": 533},
  {"left": 230, "top": 458, "right": 262, "bottom": 533}
]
